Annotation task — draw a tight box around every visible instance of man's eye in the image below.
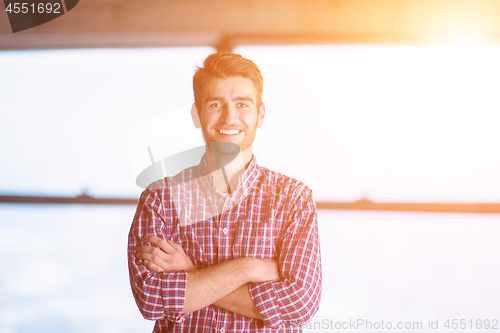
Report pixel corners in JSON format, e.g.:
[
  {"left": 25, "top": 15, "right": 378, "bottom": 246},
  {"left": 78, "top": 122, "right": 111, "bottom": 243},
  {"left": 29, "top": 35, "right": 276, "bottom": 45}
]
[
  {"left": 237, "top": 103, "right": 248, "bottom": 108},
  {"left": 210, "top": 103, "right": 222, "bottom": 108}
]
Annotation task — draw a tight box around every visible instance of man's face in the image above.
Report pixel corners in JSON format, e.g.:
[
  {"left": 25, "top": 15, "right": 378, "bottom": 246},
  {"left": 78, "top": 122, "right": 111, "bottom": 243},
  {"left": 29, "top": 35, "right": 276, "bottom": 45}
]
[{"left": 194, "top": 76, "right": 265, "bottom": 160}]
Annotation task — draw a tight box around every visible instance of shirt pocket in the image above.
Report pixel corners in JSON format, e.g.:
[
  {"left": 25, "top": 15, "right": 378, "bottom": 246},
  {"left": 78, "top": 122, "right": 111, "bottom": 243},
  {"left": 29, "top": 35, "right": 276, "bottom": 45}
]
[{"left": 232, "top": 221, "right": 278, "bottom": 259}]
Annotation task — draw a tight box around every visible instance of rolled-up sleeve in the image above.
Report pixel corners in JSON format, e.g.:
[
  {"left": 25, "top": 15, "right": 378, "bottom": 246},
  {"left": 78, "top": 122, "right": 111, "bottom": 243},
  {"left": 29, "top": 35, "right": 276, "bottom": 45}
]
[
  {"left": 127, "top": 187, "right": 188, "bottom": 323},
  {"left": 248, "top": 187, "right": 322, "bottom": 330}
]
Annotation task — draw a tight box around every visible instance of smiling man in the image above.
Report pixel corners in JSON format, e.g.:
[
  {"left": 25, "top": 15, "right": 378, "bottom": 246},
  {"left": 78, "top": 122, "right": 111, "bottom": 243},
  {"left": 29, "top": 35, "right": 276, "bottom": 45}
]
[{"left": 128, "top": 52, "right": 322, "bottom": 332}]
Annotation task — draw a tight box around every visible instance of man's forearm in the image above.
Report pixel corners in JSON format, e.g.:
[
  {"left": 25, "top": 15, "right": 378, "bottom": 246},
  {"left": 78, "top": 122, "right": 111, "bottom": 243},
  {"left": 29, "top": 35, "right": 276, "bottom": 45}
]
[
  {"left": 213, "top": 284, "right": 263, "bottom": 319},
  {"left": 182, "top": 257, "right": 276, "bottom": 314}
]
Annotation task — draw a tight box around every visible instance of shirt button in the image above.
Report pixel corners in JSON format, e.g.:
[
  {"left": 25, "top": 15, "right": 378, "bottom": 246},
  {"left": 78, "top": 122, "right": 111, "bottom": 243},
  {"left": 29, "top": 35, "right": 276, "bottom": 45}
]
[
  {"left": 222, "top": 228, "right": 228, "bottom": 234},
  {"left": 220, "top": 329, "right": 225, "bottom": 333},
  {"left": 219, "top": 198, "right": 224, "bottom": 203}
]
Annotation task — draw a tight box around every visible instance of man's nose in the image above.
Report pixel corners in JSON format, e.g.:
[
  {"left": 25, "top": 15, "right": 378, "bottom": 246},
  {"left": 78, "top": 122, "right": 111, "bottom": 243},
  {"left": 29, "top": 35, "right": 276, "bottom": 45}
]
[{"left": 219, "top": 104, "right": 238, "bottom": 124}]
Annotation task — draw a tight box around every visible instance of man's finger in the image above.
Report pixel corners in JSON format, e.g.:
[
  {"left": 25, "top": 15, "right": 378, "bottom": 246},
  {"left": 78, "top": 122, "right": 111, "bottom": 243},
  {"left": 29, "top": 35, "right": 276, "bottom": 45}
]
[
  {"left": 167, "top": 240, "right": 186, "bottom": 254},
  {"left": 144, "top": 235, "right": 176, "bottom": 254},
  {"left": 142, "top": 259, "right": 165, "bottom": 273},
  {"left": 135, "top": 246, "right": 170, "bottom": 264},
  {"left": 135, "top": 251, "right": 157, "bottom": 262},
  {"left": 136, "top": 251, "right": 171, "bottom": 271},
  {"left": 135, "top": 246, "right": 157, "bottom": 254}
]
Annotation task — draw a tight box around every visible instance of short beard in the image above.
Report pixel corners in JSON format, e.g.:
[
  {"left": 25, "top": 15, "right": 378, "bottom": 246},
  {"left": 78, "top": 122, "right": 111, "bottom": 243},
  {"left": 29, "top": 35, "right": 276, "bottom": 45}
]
[{"left": 208, "top": 142, "right": 241, "bottom": 168}]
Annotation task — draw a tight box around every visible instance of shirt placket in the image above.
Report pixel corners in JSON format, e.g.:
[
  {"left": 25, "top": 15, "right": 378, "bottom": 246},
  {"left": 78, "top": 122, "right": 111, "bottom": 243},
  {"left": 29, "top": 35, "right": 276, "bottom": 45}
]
[
  {"left": 216, "top": 194, "right": 233, "bottom": 333},
  {"left": 217, "top": 194, "right": 232, "bottom": 262}
]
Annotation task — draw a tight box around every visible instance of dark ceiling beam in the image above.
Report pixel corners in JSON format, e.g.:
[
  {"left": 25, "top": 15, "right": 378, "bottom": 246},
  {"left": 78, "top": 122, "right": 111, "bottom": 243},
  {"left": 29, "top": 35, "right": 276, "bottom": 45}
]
[{"left": 1, "top": 0, "right": 500, "bottom": 50}]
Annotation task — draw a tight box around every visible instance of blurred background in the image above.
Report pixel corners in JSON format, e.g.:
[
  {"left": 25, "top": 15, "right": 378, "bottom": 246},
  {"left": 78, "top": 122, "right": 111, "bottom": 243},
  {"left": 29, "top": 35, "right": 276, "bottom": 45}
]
[{"left": 1, "top": 1, "right": 500, "bottom": 332}]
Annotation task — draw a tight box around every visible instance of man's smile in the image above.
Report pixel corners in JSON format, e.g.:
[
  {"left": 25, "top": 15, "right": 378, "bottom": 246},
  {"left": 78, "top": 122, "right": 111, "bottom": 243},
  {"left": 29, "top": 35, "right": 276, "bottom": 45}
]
[{"left": 218, "top": 129, "right": 241, "bottom": 135}]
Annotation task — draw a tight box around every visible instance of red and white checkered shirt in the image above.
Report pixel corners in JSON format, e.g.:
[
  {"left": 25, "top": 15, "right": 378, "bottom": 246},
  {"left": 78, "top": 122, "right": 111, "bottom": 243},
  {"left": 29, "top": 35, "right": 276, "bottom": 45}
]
[{"left": 128, "top": 155, "right": 322, "bottom": 332}]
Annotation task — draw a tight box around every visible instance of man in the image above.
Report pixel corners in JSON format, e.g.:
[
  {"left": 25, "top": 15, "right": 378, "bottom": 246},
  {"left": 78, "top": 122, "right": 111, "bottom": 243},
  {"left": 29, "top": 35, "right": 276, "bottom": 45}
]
[{"left": 128, "top": 52, "right": 322, "bottom": 332}]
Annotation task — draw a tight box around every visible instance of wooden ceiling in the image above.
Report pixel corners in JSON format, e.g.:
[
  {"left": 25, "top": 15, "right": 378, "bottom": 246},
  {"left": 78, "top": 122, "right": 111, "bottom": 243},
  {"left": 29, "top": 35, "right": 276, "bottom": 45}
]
[{"left": 1, "top": 0, "right": 500, "bottom": 50}]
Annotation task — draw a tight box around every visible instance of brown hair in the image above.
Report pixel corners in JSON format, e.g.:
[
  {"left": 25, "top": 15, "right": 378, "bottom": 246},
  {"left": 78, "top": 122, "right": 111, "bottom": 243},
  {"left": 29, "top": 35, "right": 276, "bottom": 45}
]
[{"left": 193, "top": 52, "right": 264, "bottom": 112}]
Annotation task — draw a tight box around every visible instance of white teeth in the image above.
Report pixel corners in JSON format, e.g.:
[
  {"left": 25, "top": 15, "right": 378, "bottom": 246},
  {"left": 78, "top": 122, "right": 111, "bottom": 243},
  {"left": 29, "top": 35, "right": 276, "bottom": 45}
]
[{"left": 219, "top": 130, "right": 240, "bottom": 135}]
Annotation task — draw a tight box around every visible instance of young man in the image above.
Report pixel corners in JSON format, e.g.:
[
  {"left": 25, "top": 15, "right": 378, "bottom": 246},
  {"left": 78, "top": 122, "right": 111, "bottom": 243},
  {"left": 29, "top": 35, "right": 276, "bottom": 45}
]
[{"left": 128, "top": 52, "right": 322, "bottom": 332}]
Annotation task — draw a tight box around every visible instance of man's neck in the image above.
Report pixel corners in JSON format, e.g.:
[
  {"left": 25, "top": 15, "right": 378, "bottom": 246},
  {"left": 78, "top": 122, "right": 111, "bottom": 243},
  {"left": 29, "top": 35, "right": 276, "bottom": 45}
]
[{"left": 209, "top": 149, "right": 250, "bottom": 194}]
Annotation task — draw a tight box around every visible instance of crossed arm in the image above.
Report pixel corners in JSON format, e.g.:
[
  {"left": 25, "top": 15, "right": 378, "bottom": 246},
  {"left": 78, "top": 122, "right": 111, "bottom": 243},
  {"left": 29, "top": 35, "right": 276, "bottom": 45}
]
[
  {"left": 129, "top": 186, "right": 322, "bottom": 328},
  {"left": 134, "top": 235, "right": 279, "bottom": 319}
]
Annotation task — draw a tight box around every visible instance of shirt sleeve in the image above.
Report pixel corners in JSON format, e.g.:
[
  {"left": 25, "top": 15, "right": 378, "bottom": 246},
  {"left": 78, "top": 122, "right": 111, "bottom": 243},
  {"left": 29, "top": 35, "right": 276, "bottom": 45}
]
[
  {"left": 127, "top": 186, "right": 188, "bottom": 323},
  {"left": 248, "top": 186, "right": 322, "bottom": 330}
]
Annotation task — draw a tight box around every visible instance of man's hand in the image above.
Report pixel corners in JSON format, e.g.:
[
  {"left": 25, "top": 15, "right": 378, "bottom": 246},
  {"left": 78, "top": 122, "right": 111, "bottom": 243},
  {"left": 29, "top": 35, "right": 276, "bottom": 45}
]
[
  {"left": 252, "top": 258, "right": 280, "bottom": 283},
  {"left": 135, "top": 235, "right": 197, "bottom": 273}
]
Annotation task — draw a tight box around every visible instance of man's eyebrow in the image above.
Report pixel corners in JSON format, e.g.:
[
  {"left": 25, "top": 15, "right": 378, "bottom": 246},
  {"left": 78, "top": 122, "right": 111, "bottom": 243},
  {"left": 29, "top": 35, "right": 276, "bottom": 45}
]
[
  {"left": 204, "top": 96, "right": 255, "bottom": 103},
  {"left": 234, "top": 96, "right": 254, "bottom": 102},
  {"left": 205, "top": 97, "right": 224, "bottom": 102}
]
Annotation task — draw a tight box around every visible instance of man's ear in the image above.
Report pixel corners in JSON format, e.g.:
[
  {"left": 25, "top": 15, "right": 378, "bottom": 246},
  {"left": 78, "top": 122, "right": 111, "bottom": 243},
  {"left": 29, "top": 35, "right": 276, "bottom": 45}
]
[
  {"left": 257, "top": 103, "right": 266, "bottom": 128},
  {"left": 191, "top": 104, "right": 201, "bottom": 129}
]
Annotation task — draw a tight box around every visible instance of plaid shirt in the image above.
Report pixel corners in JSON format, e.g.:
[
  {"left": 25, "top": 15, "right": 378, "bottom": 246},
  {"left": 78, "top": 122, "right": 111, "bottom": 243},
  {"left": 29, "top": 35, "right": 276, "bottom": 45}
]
[{"left": 128, "top": 155, "right": 322, "bottom": 332}]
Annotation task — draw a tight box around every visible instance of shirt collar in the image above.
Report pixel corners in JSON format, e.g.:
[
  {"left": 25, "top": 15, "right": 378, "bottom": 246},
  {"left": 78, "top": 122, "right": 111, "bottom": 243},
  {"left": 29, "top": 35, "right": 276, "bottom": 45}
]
[{"left": 196, "top": 152, "right": 260, "bottom": 199}]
